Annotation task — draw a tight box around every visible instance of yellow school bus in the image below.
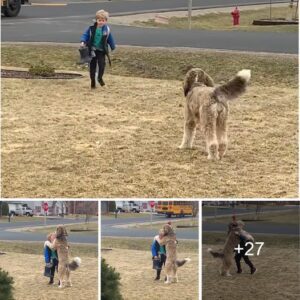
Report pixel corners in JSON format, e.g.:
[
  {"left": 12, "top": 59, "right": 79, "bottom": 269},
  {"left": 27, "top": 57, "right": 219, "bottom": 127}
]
[{"left": 156, "top": 201, "right": 193, "bottom": 218}]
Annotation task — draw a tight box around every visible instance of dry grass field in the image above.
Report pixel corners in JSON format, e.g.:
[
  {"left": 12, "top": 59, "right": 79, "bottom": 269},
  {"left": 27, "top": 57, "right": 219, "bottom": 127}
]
[
  {"left": 1, "top": 46, "right": 298, "bottom": 197},
  {"left": 203, "top": 244, "right": 300, "bottom": 300},
  {"left": 0, "top": 252, "right": 98, "bottom": 300},
  {"left": 2, "top": 74, "right": 297, "bottom": 197},
  {"left": 102, "top": 247, "right": 198, "bottom": 300}
]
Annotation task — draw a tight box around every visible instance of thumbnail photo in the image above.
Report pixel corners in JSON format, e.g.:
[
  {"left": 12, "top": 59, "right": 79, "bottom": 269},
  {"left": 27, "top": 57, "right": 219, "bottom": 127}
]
[
  {"left": 101, "top": 200, "right": 199, "bottom": 300},
  {"left": 0, "top": 200, "right": 98, "bottom": 300},
  {"left": 202, "top": 201, "right": 300, "bottom": 300}
]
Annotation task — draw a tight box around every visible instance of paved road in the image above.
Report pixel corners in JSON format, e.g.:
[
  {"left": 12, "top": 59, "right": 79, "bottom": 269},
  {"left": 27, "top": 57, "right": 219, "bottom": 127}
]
[
  {"left": 101, "top": 206, "right": 299, "bottom": 239},
  {"left": 8, "top": 0, "right": 290, "bottom": 19},
  {"left": 1, "top": 0, "right": 297, "bottom": 54},
  {"left": 202, "top": 205, "right": 299, "bottom": 217},
  {"left": 203, "top": 222, "right": 299, "bottom": 235},
  {"left": 101, "top": 213, "right": 166, "bottom": 225},
  {"left": 0, "top": 217, "right": 98, "bottom": 243},
  {"left": 101, "top": 214, "right": 199, "bottom": 240},
  {"left": 203, "top": 206, "right": 299, "bottom": 235}
]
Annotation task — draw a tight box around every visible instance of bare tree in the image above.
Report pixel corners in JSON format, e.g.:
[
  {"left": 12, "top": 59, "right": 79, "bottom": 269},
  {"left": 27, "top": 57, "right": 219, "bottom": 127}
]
[
  {"left": 84, "top": 201, "right": 98, "bottom": 230},
  {"left": 192, "top": 202, "right": 199, "bottom": 217},
  {"left": 59, "top": 201, "right": 66, "bottom": 218},
  {"left": 255, "top": 202, "right": 263, "bottom": 220},
  {"left": 191, "top": 201, "right": 199, "bottom": 226},
  {"left": 51, "top": 201, "right": 57, "bottom": 216}
]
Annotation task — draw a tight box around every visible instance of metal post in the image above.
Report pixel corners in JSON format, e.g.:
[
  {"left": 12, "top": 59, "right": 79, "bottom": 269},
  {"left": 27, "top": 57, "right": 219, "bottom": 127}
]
[
  {"left": 188, "top": 0, "right": 192, "bottom": 30},
  {"left": 269, "top": 0, "right": 272, "bottom": 20},
  {"left": 150, "top": 208, "right": 153, "bottom": 229}
]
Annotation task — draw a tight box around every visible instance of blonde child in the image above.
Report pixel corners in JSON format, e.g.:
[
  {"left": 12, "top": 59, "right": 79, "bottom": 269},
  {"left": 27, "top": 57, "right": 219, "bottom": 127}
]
[
  {"left": 44, "top": 232, "right": 59, "bottom": 285},
  {"left": 80, "top": 10, "right": 116, "bottom": 88}
]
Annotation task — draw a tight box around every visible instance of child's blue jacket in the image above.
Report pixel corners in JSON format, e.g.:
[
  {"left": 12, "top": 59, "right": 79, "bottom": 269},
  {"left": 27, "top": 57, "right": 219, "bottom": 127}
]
[
  {"left": 151, "top": 239, "right": 159, "bottom": 257},
  {"left": 80, "top": 24, "right": 116, "bottom": 51},
  {"left": 151, "top": 238, "right": 166, "bottom": 257},
  {"left": 44, "top": 241, "right": 58, "bottom": 264},
  {"left": 44, "top": 245, "right": 51, "bottom": 264}
]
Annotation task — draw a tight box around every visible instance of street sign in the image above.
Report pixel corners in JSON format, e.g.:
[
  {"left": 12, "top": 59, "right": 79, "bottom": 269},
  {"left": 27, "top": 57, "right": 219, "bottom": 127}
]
[
  {"left": 43, "top": 202, "right": 49, "bottom": 212},
  {"left": 149, "top": 201, "right": 155, "bottom": 208}
]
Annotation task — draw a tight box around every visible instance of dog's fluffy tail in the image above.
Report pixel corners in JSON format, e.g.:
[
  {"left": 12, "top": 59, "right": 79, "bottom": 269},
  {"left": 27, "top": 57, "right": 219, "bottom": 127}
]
[
  {"left": 213, "top": 69, "right": 251, "bottom": 101},
  {"left": 176, "top": 257, "right": 191, "bottom": 267},
  {"left": 68, "top": 257, "right": 81, "bottom": 271},
  {"left": 207, "top": 248, "right": 224, "bottom": 258}
]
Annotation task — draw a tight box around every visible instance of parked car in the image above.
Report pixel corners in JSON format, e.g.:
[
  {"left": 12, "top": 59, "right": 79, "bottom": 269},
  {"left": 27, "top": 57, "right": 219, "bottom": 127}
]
[
  {"left": 116, "top": 201, "right": 141, "bottom": 213},
  {"left": 9, "top": 205, "right": 33, "bottom": 216}
]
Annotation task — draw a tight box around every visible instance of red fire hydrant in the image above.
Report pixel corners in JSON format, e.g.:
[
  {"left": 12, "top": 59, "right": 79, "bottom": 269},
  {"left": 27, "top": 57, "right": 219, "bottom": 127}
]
[{"left": 231, "top": 6, "right": 240, "bottom": 26}]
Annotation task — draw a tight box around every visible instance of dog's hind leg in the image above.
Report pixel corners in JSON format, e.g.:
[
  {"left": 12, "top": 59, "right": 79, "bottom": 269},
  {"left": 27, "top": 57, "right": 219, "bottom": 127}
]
[
  {"left": 58, "top": 265, "right": 64, "bottom": 288},
  {"left": 220, "top": 258, "right": 232, "bottom": 276},
  {"left": 174, "top": 272, "right": 179, "bottom": 283},
  {"left": 216, "top": 109, "right": 228, "bottom": 159},
  {"left": 66, "top": 269, "right": 72, "bottom": 287},
  {"left": 179, "top": 106, "right": 197, "bottom": 149},
  {"left": 164, "top": 275, "right": 172, "bottom": 284},
  {"left": 179, "top": 120, "right": 196, "bottom": 149},
  {"left": 205, "top": 108, "right": 219, "bottom": 160}
]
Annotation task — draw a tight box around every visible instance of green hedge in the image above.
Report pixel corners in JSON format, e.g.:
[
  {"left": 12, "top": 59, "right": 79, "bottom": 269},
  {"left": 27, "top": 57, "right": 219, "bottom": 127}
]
[
  {"left": 0, "top": 268, "right": 14, "bottom": 300},
  {"left": 101, "top": 258, "right": 122, "bottom": 300}
]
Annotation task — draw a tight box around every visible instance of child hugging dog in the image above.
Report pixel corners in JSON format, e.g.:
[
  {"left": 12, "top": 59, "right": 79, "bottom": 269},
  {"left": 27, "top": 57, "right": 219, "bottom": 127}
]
[
  {"left": 151, "top": 229, "right": 167, "bottom": 281},
  {"left": 44, "top": 232, "right": 59, "bottom": 285},
  {"left": 43, "top": 226, "right": 81, "bottom": 288},
  {"left": 152, "top": 223, "right": 191, "bottom": 284}
]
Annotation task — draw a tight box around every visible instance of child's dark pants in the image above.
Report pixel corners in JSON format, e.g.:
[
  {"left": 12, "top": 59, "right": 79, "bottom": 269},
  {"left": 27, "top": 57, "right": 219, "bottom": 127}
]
[
  {"left": 155, "top": 254, "right": 167, "bottom": 279},
  {"left": 90, "top": 50, "right": 106, "bottom": 84},
  {"left": 49, "top": 258, "right": 59, "bottom": 283},
  {"left": 235, "top": 241, "right": 255, "bottom": 272}
]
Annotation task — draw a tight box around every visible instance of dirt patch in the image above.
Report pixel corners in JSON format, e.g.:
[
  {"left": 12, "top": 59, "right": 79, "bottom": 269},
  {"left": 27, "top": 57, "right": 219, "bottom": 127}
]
[
  {"left": 1, "top": 69, "right": 83, "bottom": 79},
  {"left": 253, "top": 19, "right": 298, "bottom": 25},
  {"left": 0, "top": 252, "right": 98, "bottom": 300},
  {"left": 1, "top": 74, "right": 298, "bottom": 197},
  {"left": 203, "top": 245, "right": 300, "bottom": 299},
  {"left": 70, "top": 229, "right": 96, "bottom": 232},
  {"left": 102, "top": 248, "right": 199, "bottom": 300},
  {"left": 177, "top": 225, "right": 198, "bottom": 228}
]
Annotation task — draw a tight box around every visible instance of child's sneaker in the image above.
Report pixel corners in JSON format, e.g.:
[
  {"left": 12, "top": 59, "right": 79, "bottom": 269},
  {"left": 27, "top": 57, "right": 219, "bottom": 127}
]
[
  {"left": 251, "top": 267, "right": 257, "bottom": 275},
  {"left": 48, "top": 278, "right": 54, "bottom": 285},
  {"left": 98, "top": 78, "right": 105, "bottom": 86}
]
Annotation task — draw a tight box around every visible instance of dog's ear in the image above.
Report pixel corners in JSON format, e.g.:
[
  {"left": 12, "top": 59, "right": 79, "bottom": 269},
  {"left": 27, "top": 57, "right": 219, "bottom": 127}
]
[
  {"left": 56, "top": 226, "right": 61, "bottom": 237},
  {"left": 183, "top": 68, "right": 214, "bottom": 96},
  {"left": 202, "top": 71, "right": 214, "bottom": 87},
  {"left": 63, "top": 227, "right": 68, "bottom": 236}
]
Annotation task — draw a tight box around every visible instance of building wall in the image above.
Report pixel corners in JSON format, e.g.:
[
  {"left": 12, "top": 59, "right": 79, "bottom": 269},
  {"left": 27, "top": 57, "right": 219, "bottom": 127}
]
[
  {"left": 66, "top": 201, "right": 98, "bottom": 215},
  {"left": 101, "top": 201, "right": 109, "bottom": 214}
]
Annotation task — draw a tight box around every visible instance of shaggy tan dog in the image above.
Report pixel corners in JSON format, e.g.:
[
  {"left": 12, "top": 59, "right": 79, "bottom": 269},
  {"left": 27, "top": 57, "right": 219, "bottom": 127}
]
[
  {"left": 159, "top": 224, "right": 191, "bottom": 284},
  {"left": 52, "top": 225, "right": 81, "bottom": 288},
  {"left": 207, "top": 221, "right": 253, "bottom": 276},
  {"left": 179, "top": 68, "right": 251, "bottom": 160}
]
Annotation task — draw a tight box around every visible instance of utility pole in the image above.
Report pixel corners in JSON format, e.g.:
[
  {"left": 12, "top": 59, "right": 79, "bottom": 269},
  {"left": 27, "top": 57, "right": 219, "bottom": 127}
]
[{"left": 188, "top": 0, "right": 193, "bottom": 30}]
